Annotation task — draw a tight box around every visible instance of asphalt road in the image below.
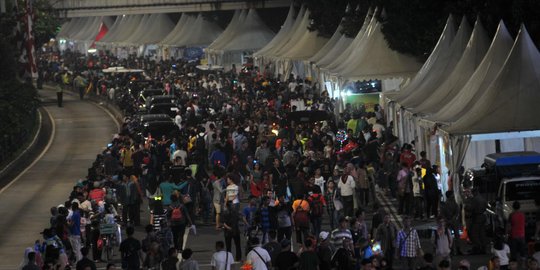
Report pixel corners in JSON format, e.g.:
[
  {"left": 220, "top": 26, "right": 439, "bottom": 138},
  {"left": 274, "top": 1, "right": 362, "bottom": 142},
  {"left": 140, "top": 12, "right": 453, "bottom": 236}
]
[{"left": 0, "top": 88, "right": 118, "bottom": 269}]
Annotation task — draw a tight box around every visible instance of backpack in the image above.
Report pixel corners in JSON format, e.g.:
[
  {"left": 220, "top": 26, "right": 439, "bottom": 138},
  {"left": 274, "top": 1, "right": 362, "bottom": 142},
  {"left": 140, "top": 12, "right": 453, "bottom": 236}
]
[
  {"left": 196, "top": 135, "right": 206, "bottom": 151},
  {"left": 170, "top": 206, "right": 184, "bottom": 224},
  {"left": 310, "top": 195, "right": 323, "bottom": 217}
]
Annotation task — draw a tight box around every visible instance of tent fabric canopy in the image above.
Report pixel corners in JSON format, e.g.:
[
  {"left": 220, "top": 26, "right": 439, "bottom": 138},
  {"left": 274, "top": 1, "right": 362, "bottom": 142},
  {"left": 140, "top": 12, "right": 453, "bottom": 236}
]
[
  {"left": 221, "top": 9, "right": 275, "bottom": 51},
  {"left": 320, "top": 7, "right": 376, "bottom": 73},
  {"left": 72, "top": 17, "right": 102, "bottom": 41},
  {"left": 206, "top": 10, "right": 246, "bottom": 52},
  {"left": 399, "top": 16, "right": 471, "bottom": 109},
  {"left": 121, "top": 14, "right": 152, "bottom": 45},
  {"left": 444, "top": 25, "right": 540, "bottom": 135},
  {"left": 163, "top": 15, "right": 197, "bottom": 46},
  {"left": 386, "top": 15, "right": 456, "bottom": 102},
  {"left": 97, "top": 15, "right": 125, "bottom": 44},
  {"left": 130, "top": 13, "right": 174, "bottom": 45},
  {"left": 427, "top": 21, "right": 514, "bottom": 123},
  {"left": 277, "top": 11, "right": 329, "bottom": 60},
  {"left": 267, "top": 6, "right": 308, "bottom": 58},
  {"left": 309, "top": 6, "right": 349, "bottom": 64},
  {"left": 412, "top": 18, "right": 490, "bottom": 114},
  {"left": 337, "top": 20, "right": 422, "bottom": 80},
  {"left": 100, "top": 15, "right": 144, "bottom": 45},
  {"left": 173, "top": 14, "right": 223, "bottom": 47},
  {"left": 160, "top": 14, "right": 190, "bottom": 45},
  {"left": 254, "top": 4, "right": 296, "bottom": 58}
]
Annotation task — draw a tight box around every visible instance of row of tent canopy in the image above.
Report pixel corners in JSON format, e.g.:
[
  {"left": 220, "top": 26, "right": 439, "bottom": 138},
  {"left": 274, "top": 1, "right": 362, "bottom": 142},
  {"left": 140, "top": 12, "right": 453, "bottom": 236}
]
[
  {"left": 382, "top": 15, "right": 540, "bottom": 201},
  {"left": 253, "top": 5, "right": 421, "bottom": 86},
  {"left": 56, "top": 5, "right": 423, "bottom": 89}
]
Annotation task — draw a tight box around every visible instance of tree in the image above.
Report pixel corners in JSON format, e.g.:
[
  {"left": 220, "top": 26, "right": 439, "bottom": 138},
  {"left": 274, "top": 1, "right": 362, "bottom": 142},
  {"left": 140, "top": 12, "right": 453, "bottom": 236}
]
[{"left": 32, "top": 0, "right": 62, "bottom": 48}]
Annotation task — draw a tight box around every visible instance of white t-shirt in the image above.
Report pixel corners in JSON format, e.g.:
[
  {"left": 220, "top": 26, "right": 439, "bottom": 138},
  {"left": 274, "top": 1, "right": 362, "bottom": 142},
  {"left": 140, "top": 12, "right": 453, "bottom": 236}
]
[
  {"left": 492, "top": 244, "right": 510, "bottom": 265},
  {"left": 226, "top": 184, "right": 240, "bottom": 204},
  {"left": 246, "top": 246, "right": 271, "bottom": 270},
  {"left": 314, "top": 176, "right": 325, "bottom": 195},
  {"left": 337, "top": 175, "right": 356, "bottom": 196},
  {"left": 211, "top": 250, "right": 234, "bottom": 270}
]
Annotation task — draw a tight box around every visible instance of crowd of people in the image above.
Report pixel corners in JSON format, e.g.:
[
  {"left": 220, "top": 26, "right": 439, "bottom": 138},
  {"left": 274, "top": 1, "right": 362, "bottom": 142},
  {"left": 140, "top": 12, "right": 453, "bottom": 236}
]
[{"left": 18, "top": 50, "right": 540, "bottom": 270}]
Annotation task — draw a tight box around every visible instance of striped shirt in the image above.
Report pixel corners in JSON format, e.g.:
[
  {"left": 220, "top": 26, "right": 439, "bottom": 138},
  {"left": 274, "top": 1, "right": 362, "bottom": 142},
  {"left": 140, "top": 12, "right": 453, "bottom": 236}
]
[{"left": 330, "top": 228, "right": 353, "bottom": 248}]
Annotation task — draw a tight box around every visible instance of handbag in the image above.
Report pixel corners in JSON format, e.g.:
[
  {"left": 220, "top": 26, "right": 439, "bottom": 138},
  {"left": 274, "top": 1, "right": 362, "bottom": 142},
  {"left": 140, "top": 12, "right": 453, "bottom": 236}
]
[
  {"left": 182, "top": 184, "right": 192, "bottom": 204},
  {"left": 332, "top": 190, "right": 343, "bottom": 211}
]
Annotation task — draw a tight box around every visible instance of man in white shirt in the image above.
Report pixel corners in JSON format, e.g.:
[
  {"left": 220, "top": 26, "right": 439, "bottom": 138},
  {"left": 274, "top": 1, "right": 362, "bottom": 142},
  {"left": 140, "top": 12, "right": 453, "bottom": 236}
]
[
  {"left": 246, "top": 237, "right": 271, "bottom": 270},
  {"left": 211, "top": 241, "right": 234, "bottom": 270},
  {"left": 338, "top": 169, "right": 356, "bottom": 218}
]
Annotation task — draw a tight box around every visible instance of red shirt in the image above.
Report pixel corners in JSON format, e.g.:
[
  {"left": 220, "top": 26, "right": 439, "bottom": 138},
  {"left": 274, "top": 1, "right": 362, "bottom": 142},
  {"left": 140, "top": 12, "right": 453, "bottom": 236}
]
[
  {"left": 88, "top": 188, "right": 105, "bottom": 203},
  {"left": 509, "top": 211, "right": 525, "bottom": 238},
  {"left": 400, "top": 150, "right": 416, "bottom": 168}
]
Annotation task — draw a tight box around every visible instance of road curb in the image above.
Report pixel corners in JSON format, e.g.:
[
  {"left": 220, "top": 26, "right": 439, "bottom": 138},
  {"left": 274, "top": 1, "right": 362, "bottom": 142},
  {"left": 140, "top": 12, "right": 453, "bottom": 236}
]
[{"left": 0, "top": 107, "right": 53, "bottom": 189}]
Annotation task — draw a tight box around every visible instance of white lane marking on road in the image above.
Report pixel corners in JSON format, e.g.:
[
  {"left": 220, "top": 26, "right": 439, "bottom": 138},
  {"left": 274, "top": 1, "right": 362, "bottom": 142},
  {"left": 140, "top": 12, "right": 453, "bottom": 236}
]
[
  {"left": 0, "top": 109, "right": 43, "bottom": 176},
  {"left": 0, "top": 107, "right": 56, "bottom": 195}
]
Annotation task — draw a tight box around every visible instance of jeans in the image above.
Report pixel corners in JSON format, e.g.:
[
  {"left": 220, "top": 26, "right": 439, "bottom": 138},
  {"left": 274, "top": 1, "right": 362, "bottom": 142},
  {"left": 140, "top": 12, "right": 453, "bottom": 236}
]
[
  {"left": 225, "top": 231, "right": 242, "bottom": 261},
  {"left": 69, "top": 235, "right": 82, "bottom": 262},
  {"left": 311, "top": 216, "right": 322, "bottom": 238},
  {"left": 342, "top": 195, "right": 354, "bottom": 218},
  {"left": 277, "top": 226, "right": 292, "bottom": 242},
  {"left": 295, "top": 227, "right": 309, "bottom": 245},
  {"left": 327, "top": 209, "right": 338, "bottom": 230},
  {"left": 171, "top": 223, "right": 187, "bottom": 250}
]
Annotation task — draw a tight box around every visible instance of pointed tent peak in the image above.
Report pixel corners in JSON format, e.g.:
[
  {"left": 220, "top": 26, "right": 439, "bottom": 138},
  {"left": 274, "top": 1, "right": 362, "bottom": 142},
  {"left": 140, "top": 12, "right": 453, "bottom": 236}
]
[
  {"left": 380, "top": 7, "right": 387, "bottom": 20},
  {"left": 514, "top": 24, "right": 540, "bottom": 59},
  {"left": 355, "top": 4, "right": 361, "bottom": 12},
  {"left": 345, "top": 3, "right": 352, "bottom": 13},
  {"left": 467, "top": 16, "right": 488, "bottom": 46}
]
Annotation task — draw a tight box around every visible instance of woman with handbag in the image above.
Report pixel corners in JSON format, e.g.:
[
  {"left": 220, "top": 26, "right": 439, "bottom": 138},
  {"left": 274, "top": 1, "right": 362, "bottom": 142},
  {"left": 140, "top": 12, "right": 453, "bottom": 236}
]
[{"left": 325, "top": 180, "right": 341, "bottom": 230}]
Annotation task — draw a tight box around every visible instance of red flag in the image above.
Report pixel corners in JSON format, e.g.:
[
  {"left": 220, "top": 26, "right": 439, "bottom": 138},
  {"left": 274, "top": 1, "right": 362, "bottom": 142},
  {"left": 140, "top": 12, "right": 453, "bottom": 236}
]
[{"left": 18, "top": 0, "right": 37, "bottom": 79}]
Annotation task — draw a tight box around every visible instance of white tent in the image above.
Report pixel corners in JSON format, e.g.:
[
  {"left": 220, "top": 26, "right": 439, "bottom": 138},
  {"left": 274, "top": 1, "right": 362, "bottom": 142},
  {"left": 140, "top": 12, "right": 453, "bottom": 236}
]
[
  {"left": 309, "top": 6, "right": 350, "bottom": 64},
  {"left": 399, "top": 16, "right": 471, "bottom": 108},
  {"left": 320, "top": 7, "right": 376, "bottom": 74},
  {"left": 221, "top": 9, "right": 275, "bottom": 51},
  {"left": 97, "top": 15, "right": 126, "bottom": 44},
  {"left": 270, "top": 8, "right": 310, "bottom": 59},
  {"left": 412, "top": 18, "right": 490, "bottom": 114},
  {"left": 71, "top": 16, "right": 100, "bottom": 41},
  {"left": 206, "top": 10, "right": 245, "bottom": 53},
  {"left": 104, "top": 15, "right": 144, "bottom": 45},
  {"left": 427, "top": 21, "right": 514, "bottom": 123},
  {"left": 121, "top": 14, "right": 152, "bottom": 46},
  {"left": 263, "top": 6, "right": 306, "bottom": 59},
  {"left": 132, "top": 14, "right": 174, "bottom": 45},
  {"left": 163, "top": 15, "right": 198, "bottom": 46},
  {"left": 57, "top": 18, "right": 79, "bottom": 39},
  {"left": 337, "top": 19, "right": 422, "bottom": 81},
  {"left": 385, "top": 15, "right": 456, "bottom": 102},
  {"left": 174, "top": 14, "right": 223, "bottom": 47},
  {"left": 254, "top": 5, "right": 296, "bottom": 59},
  {"left": 444, "top": 25, "right": 540, "bottom": 135},
  {"left": 160, "top": 14, "right": 189, "bottom": 45},
  {"left": 63, "top": 17, "right": 90, "bottom": 39}
]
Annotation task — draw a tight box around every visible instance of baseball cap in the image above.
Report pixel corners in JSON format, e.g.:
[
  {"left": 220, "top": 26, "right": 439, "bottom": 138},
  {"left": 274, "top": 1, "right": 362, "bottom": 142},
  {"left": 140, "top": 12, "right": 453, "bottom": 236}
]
[{"left": 319, "top": 231, "right": 329, "bottom": 241}]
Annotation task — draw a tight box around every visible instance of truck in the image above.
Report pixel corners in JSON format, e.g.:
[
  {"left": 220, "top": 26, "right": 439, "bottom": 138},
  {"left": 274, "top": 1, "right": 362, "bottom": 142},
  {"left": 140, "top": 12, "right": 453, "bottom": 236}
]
[{"left": 463, "top": 151, "right": 540, "bottom": 240}]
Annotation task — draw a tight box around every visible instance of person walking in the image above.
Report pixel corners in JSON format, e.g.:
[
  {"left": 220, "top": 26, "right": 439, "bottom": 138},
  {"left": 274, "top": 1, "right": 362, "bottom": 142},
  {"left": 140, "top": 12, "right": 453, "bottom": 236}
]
[
  {"left": 68, "top": 202, "right": 83, "bottom": 263},
  {"left": 396, "top": 216, "right": 423, "bottom": 270},
  {"left": 292, "top": 195, "right": 310, "bottom": 246},
  {"left": 56, "top": 80, "right": 63, "bottom": 107},
  {"left": 508, "top": 201, "right": 527, "bottom": 265},
  {"left": 375, "top": 213, "right": 397, "bottom": 267},
  {"left": 211, "top": 241, "right": 234, "bottom": 270},
  {"left": 169, "top": 194, "right": 192, "bottom": 252},
  {"left": 119, "top": 227, "right": 142, "bottom": 270},
  {"left": 222, "top": 202, "right": 242, "bottom": 262},
  {"left": 337, "top": 170, "right": 355, "bottom": 218},
  {"left": 246, "top": 237, "right": 272, "bottom": 270},
  {"left": 433, "top": 217, "right": 453, "bottom": 267},
  {"left": 440, "top": 190, "right": 462, "bottom": 255}
]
